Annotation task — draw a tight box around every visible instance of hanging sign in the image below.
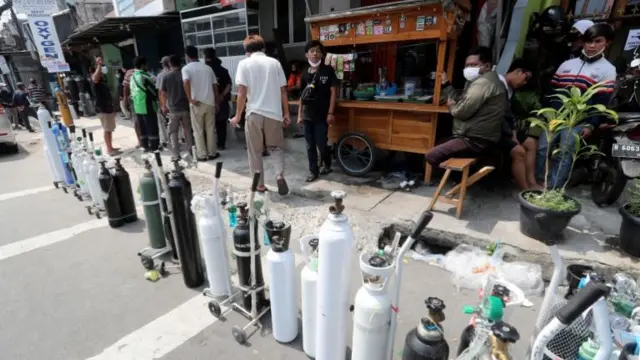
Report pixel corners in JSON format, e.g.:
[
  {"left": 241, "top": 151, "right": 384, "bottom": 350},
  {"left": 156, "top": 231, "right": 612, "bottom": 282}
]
[
  {"left": 12, "top": 0, "right": 59, "bottom": 17},
  {"left": 625, "top": 29, "right": 640, "bottom": 51},
  {"left": 220, "top": 0, "right": 244, "bottom": 6},
  {"left": 28, "top": 16, "right": 70, "bottom": 73}
]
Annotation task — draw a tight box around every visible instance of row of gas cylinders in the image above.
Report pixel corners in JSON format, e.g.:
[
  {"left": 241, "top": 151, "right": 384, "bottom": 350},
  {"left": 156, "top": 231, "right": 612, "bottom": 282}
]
[{"left": 38, "top": 106, "right": 138, "bottom": 228}]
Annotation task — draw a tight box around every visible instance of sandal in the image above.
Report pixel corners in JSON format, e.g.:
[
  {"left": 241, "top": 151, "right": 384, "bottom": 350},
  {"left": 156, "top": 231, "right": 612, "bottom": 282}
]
[
  {"left": 306, "top": 174, "right": 319, "bottom": 182},
  {"left": 276, "top": 177, "right": 289, "bottom": 195}
]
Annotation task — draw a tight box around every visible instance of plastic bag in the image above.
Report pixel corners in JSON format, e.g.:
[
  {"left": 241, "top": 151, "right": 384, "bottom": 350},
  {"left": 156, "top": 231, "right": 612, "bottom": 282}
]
[
  {"left": 496, "top": 261, "right": 544, "bottom": 297},
  {"left": 444, "top": 244, "right": 502, "bottom": 291}
]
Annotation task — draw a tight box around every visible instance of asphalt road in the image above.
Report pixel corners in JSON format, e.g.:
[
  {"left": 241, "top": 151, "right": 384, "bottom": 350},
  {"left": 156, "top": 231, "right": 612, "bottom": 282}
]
[{"left": 0, "top": 128, "right": 541, "bottom": 360}]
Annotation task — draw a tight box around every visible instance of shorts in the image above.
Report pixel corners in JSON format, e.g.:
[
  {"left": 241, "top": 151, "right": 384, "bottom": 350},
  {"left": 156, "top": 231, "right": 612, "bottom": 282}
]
[
  {"left": 98, "top": 112, "right": 116, "bottom": 132},
  {"left": 498, "top": 132, "right": 536, "bottom": 153}
]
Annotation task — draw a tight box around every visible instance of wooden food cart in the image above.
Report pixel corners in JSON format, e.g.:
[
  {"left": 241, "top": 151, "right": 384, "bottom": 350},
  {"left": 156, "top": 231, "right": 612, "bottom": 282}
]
[{"left": 305, "top": 0, "right": 468, "bottom": 183}]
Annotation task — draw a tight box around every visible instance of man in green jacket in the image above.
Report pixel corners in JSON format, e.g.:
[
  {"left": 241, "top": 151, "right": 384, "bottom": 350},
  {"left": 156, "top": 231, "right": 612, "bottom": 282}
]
[
  {"left": 130, "top": 56, "right": 160, "bottom": 151},
  {"left": 425, "top": 47, "right": 507, "bottom": 167}
]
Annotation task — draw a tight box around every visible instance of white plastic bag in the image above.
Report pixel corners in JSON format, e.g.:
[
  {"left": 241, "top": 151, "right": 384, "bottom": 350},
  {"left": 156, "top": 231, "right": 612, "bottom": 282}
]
[
  {"left": 496, "top": 261, "right": 544, "bottom": 297},
  {"left": 444, "top": 244, "right": 502, "bottom": 291}
]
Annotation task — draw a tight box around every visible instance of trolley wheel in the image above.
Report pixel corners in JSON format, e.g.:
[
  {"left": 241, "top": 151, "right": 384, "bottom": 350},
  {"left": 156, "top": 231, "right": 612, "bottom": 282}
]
[
  {"left": 208, "top": 300, "right": 222, "bottom": 318},
  {"left": 53, "top": 182, "right": 59, "bottom": 189},
  {"left": 62, "top": 186, "right": 68, "bottom": 193},
  {"left": 159, "top": 262, "right": 167, "bottom": 276},
  {"left": 95, "top": 212, "right": 101, "bottom": 219},
  {"left": 335, "top": 132, "right": 377, "bottom": 177},
  {"left": 231, "top": 326, "right": 247, "bottom": 345},
  {"left": 76, "top": 194, "right": 83, "bottom": 201},
  {"left": 140, "top": 255, "right": 155, "bottom": 270},
  {"left": 86, "top": 206, "right": 93, "bottom": 215}
]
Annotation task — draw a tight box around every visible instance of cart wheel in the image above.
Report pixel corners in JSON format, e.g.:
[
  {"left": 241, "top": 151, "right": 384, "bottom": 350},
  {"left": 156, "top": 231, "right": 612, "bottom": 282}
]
[
  {"left": 86, "top": 206, "right": 93, "bottom": 215},
  {"left": 53, "top": 182, "right": 59, "bottom": 189},
  {"left": 159, "top": 262, "right": 167, "bottom": 276},
  {"left": 232, "top": 326, "right": 247, "bottom": 345},
  {"left": 95, "top": 212, "right": 101, "bottom": 219},
  {"left": 336, "top": 132, "right": 377, "bottom": 177},
  {"left": 208, "top": 300, "right": 222, "bottom": 318},
  {"left": 140, "top": 255, "right": 155, "bottom": 270},
  {"left": 62, "top": 186, "right": 68, "bottom": 193},
  {"left": 76, "top": 194, "right": 83, "bottom": 201}
]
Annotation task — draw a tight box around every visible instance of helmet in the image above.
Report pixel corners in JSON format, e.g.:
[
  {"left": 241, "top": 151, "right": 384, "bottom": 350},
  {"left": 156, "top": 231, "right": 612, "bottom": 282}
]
[{"left": 535, "top": 6, "right": 567, "bottom": 35}]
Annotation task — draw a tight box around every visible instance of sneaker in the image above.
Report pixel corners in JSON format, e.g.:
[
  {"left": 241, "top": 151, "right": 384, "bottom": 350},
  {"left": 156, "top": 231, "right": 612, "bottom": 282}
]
[{"left": 208, "top": 153, "right": 220, "bottom": 161}]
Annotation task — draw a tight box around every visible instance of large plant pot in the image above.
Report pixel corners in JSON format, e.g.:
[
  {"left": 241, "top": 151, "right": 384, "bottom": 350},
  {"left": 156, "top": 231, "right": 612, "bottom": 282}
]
[
  {"left": 619, "top": 204, "right": 640, "bottom": 257},
  {"left": 518, "top": 190, "right": 582, "bottom": 243}
]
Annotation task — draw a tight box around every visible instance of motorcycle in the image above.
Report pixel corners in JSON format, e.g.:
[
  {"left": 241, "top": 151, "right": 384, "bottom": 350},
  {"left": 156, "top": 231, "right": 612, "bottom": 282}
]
[{"left": 590, "top": 60, "right": 640, "bottom": 207}]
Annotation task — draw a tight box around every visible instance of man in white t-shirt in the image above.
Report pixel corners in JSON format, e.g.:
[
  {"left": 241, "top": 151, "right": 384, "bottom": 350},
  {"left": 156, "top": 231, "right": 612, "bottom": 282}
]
[
  {"left": 182, "top": 45, "right": 220, "bottom": 161},
  {"left": 231, "top": 35, "right": 291, "bottom": 195}
]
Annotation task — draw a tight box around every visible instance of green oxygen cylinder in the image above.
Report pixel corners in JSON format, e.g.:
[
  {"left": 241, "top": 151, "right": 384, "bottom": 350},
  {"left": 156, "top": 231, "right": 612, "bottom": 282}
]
[{"left": 139, "top": 159, "right": 166, "bottom": 249}]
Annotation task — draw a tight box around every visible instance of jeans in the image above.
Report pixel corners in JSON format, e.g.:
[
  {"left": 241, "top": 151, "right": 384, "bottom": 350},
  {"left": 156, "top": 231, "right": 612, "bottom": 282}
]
[
  {"left": 18, "top": 107, "right": 34, "bottom": 130},
  {"left": 138, "top": 112, "right": 160, "bottom": 151},
  {"left": 535, "top": 126, "right": 583, "bottom": 189},
  {"left": 216, "top": 101, "right": 230, "bottom": 148},
  {"left": 303, "top": 120, "right": 331, "bottom": 175}
]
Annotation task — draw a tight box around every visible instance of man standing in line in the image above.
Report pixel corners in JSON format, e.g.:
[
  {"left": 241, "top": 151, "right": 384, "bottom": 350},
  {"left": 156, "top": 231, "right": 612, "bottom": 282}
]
[
  {"left": 182, "top": 45, "right": 220, "bottom": 161},
  {"left": 204, "top": 48, "right": 232, "bottom": 150},
  {"left": 12, "top": 83, "right": 34, "bottom": 132},
  {"left": 297, "top": 40, "right": 338, "bottom": 182},
  {"left": 122, "top": 66, "right": 143, "bottom": 148},
  {"left": 92, "top": 56, "right": 120, "bottom": 156},
  {"left": 160, "top": 54, "right": 194, "bottom": 161},
  {"left": 130, "top": 56, "right": 160, "bottom": 152},
  {"left": 0, "top": 83, "right": 18, "bottom": 130},
  {"left": 231, "top": 35, "right": 291, "bottom": 195},
  {"left": 155, "top": 56, "right": 171, "bottom": 149}
]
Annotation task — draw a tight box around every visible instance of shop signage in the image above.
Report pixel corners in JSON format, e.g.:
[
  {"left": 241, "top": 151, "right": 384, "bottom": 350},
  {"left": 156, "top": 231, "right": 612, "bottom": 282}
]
[
  {"left": 28, "top": 16, "right": 70, "bottom": 73},
  {"left": 625, "top": 29, "right": 640, "bottom": 51},
  {"left": 220, "top": 0, "right": 244, "bottom": 6},
  {"left": 12, "top": 0, "right": 59, "bottom": 17}
]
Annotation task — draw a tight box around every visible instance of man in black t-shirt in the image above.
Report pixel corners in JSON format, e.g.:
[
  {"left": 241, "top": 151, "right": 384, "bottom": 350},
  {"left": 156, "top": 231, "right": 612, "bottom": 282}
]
[
  {"left": 297, "top": 40, "right": 339, "bottom": 182},
  {"left": 205, "top": 48, "right": 232, "bottom": 150}
]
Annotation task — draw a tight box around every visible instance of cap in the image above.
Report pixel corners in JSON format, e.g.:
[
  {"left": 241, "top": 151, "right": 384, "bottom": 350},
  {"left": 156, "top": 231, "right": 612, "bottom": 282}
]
[{"left": 572, "top": 19, "right": 594, "bottom": 34}]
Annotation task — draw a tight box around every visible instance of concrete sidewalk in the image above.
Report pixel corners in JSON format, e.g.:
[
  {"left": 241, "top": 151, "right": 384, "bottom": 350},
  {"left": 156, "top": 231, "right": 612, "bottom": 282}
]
[{"left": 65, "top": 114, "right": 640, "bottom": 276}]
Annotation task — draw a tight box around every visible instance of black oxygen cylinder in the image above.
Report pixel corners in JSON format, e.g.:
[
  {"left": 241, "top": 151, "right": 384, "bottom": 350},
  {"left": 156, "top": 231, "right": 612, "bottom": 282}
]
[
  {"left": 233, "top": 202, "right": 267, "bottom": 310},
  {"left": 98, "top": 161, "right": 125, "bottom": 228},
  {"left": 154, "top": 152, "right": 178, "bottom": 260},
  {"left": 113, "top": 158, "right": 138, "bottom": 223},
  {"left": 168, "top": 161, "right": 203, "bottom": 288},
  {"left": 403, "top": 297, "right": 449, "bottom": 360}
]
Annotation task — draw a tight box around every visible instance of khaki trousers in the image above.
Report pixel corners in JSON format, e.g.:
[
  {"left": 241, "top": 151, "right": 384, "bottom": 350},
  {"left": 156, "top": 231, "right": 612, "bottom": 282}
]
[
  {"left": 168, "top": 111, "right": 193, "bottom": 159},
  {"left": 245, "top": 113, "right": 285, "bottom": 187},
  {"left": 189, "top": 102, "right": 216, "bottom": 158}
]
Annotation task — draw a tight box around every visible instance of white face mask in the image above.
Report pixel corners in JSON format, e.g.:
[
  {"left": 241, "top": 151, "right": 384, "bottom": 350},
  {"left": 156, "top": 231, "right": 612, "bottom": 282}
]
[
  {"left": 308, "top": 59, "right": 321, "bottom": 68},
  {"left": 581, "top": 47, "right": 605, "bottom": 59},
  {"left": 463, "top": 67, "right": 481, "bottom": 81},
  {"left": 101, "top": 66, "right": 108, "bottom": 74}
]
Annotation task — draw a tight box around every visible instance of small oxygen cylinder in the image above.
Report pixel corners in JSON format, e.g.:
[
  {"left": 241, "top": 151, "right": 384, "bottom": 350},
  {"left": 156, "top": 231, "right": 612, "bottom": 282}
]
[
  {"left": 43, "top": 120, "right": 66, "bottom": 184},
  {"left": 316, "top": 191, "right": 355, "bottom": 360},
  {"left": 191, "top": 191, "right": 231, "bottom": 297},
  {"left": 233, "top": 202, "right": 267, "bottom": 310},
  {"left": 139, "top": 160, "right": 166, "bottom": 249},
  {"left": 402, "top": 297, "right": 449, "bottom": 360},
  {"left": 153, "top": 152, "right": 178, "bottom": 260},
  {"left": 351, "top": 250, "right": 394, "bottom": 360},
  {"left": 98, "top": 161, "right": 124, "bottom": 228},
  {"left": 300, "top": 235, "right": 319, "bottom": 358},
  {"left": 266, "top": 222, "right": 298, "bottom": 343},
  {"left": 168, "top": 161, "right": 204, "bottom": 288},
  {"left": 50, "top": 120, "right": 74, "bottom": 185},
  {"left": 82, "top": 147, "right": 99, "bottom": 206},
  {"left": 113, "top": 159, "right": 138, "bottom": 223}
]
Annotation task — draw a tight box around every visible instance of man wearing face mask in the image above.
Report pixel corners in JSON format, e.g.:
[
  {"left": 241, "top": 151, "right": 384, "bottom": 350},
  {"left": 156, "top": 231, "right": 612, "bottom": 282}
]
[
  {"left": 567, "top": 20, "right": 594, "bottom": 59},
  {"left": 536, "top": 23, "right": 616, "bottom": 189},
  {"left": 92, "top": 56, "right": 120, "bottom": 156},
  {"left": 425, "top": 46, "right": 506, "bottom": 168}
]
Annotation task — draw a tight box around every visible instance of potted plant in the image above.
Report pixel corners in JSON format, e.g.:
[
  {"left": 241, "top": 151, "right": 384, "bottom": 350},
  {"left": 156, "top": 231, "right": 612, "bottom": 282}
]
[
  {"left": 518, "top": 83, "right": 618, "bottom": 242},
  {"left": 619, "top": 179, "right": 640, "bottom": 257}
]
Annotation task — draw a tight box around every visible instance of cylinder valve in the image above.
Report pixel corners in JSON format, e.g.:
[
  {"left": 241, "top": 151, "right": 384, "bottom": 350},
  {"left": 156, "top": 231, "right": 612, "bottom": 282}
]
[{"left": 330, "top": 190, "right": 346, "bottom": 215}]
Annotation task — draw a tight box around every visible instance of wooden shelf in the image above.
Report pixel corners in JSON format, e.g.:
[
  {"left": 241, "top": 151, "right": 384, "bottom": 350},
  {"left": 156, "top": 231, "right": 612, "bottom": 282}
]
[{"left": 337, "top": 100, "right": 449, "bottom": 113}]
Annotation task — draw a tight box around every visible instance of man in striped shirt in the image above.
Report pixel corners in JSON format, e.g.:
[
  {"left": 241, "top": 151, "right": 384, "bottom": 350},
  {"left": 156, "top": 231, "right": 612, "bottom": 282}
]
[
  {"left": 28, "top": 78, "right": 51, "bottom": 115},
  {"left": 122, "top": 67, "right": 143, "bottom": 148}
]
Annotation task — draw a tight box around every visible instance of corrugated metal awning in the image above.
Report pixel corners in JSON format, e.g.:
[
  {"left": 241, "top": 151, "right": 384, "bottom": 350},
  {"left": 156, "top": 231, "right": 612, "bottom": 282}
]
[{"left": 62, "top": 15, "right": 180, "bottom": 46}]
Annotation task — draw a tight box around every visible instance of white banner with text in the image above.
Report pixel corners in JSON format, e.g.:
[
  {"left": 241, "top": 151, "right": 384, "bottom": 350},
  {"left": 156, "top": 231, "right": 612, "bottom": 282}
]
[{"left": 28, "top": 16, "right": 70, "bottom": 73}]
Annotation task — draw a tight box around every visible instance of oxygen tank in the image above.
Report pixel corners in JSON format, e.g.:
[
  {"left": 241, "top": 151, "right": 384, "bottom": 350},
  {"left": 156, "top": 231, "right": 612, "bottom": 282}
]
[
  {"left": 139, "top": 160, "right": 166, "bottom": 249},
  {"left": 98, "top": 161, "right": 125, "bottom": 228},
  {"left": 82, "top": 146, "right": 99, "bottom": 206},
  {"left": 113, "top": 159, "right": 138, "bottom": 223},
  {"left": 153, "top": 152, "right": 178, "bottom": 260},
  {"left": 351, "top": 250, "right": 394, "bottom": 360},
  {"left": 402, "top": 297, "right": 449, "bottom": 360},
  {"left": 191, "top": 191, "right": 231, "bottom": 297},
  {"left": 50, "top": 119, "right": 74, "bottom": 186},
  {"left": 316, "top": 190, "right": 355, "bottom": 360},
  {"left": 300, "top": 235, "right": 319, "bottom": 358},
  {"left": 266, "top": 222, "right": 298, "bottom": 343},
  {"left": 71, "top": 134, "right": 89, "bottom": 198},
  {"left": 233, "top": 202, "right": 267, "bottom": 310},
  {"left": 42, "top": 120, "right": 66, "bottom": 185},
  {"left": 213, "top": 162, "right": 236, "bottom": 275},
  {"left": 168, "top": 161, "right": 204, "bottom": 288}
]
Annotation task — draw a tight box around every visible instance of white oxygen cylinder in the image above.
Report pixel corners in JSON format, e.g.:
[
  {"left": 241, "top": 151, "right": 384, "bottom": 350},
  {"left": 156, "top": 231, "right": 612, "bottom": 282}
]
[
  {"left": 266, "top": 232, "right": 298, "bottom": 343},
  {"left": 213, "top": 162, "right": 236, "bottom": 274},
  {"left": 83, "top": 153, "right": 102, "bottom": 207},
  {"left": 351, "top": 250, "right": 394, "bottom": 360},
  {"left": 70, "top": 137, "right": 89, "bottom": 196},
  {"left": 191, "top": 193, "right": 231, "bottom": 297},
  {"left": 38, "top": 108, "right": 65, "bottom": 183},
  {"left": 316, "top": 191, "right": 355, "bottom": 360},
  {"left": 300, "top": 234, "right": 320, "bottom": 358}
]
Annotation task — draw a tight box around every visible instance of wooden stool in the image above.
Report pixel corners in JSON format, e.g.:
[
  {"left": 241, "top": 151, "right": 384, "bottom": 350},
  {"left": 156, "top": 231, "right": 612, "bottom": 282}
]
[{"left": 427, "top": 158, "right": 495, "bottom": 219}]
